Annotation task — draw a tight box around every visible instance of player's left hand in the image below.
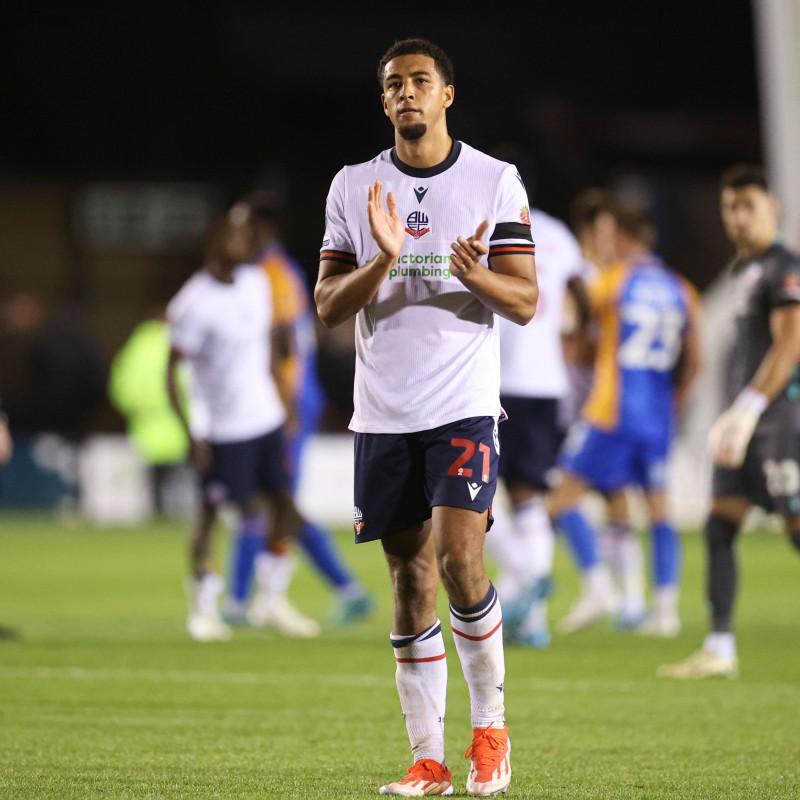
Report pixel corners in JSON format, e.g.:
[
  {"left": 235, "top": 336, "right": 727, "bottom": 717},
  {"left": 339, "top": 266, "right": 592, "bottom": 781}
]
[
  {"left": 450, "top": 220, "right": 490, "bottom": 278},
  {"left": 708, "top": 405, "right": 759, "bottom": 468}
]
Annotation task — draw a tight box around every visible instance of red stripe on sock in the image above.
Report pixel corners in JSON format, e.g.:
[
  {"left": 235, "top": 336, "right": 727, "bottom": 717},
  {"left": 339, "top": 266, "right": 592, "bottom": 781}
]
[
  {"left": 451, "top": 619, "right": 503, "bottom": 641},
  {"left": 395, "top": 653, "right": 447, "bottom": 663}
]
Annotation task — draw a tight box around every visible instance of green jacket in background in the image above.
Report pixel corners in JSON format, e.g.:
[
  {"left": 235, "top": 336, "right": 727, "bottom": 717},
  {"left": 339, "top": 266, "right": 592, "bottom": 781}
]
[{"left": 108, "top": 319, "right": 189, "bottom": 465}]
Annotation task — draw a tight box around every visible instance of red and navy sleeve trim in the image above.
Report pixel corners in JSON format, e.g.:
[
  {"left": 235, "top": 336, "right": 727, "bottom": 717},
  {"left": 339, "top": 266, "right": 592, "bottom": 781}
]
[
  {"left": 489, "top": 243, "right": 536, "bottom": 258},
  {"left": 320, "top": 249, "right": 357, "bottom": 267}
]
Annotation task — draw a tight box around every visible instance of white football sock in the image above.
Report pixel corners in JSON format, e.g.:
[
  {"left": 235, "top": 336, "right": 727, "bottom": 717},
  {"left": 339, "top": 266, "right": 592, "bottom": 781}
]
[
  {"left": 602, "top": 523, "right": 645, "bottom": 617},
  {"left": 654, "top": 585, "right": 679, "bottom": 619},
  {"left": 193, "top": 573, "right": 224, "bottom": 616},
  {"left": 704, "top": 632, "right": 737, "bottom": 660},
  {"left": 450, "top": 585, "right": 506, "bottom": 729},
  {"left": 391, "top": 620, "right": 447, "bottom": 765},
  {"left": 254, "top": 551, "right": 295, "bottom": 599},
  {"left": 515, "top": 496, "right": 555, "bottom": 579}
]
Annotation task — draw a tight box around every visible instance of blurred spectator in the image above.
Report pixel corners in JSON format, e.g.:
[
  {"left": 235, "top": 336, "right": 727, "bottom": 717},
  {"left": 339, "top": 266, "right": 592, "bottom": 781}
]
[
  {"left": 108, "top": 307, "right": 190, "bottom": 515},
  {"left": 0, "top": 291, "right": 106, "bottom": 436}
]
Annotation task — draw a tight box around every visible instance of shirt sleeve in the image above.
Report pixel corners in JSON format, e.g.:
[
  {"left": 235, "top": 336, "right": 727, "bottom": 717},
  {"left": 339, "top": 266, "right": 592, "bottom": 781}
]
[
  {"left": 768, "top": 250, "right": 800, "bottom": 308},
  {"left": 167, "top": 287, "right": 206, "bottom": 358},
  {"left": 488, "top": 164, "right": 536, "bottom": 261},
  {"left": 319, "top": 167, "right": 357, "bottom": 269}
]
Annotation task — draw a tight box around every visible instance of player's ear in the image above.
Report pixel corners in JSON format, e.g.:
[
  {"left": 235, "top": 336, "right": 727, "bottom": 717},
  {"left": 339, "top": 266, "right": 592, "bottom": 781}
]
[{"left": 443, "top": 84, "right": 454, "bottom": 109}]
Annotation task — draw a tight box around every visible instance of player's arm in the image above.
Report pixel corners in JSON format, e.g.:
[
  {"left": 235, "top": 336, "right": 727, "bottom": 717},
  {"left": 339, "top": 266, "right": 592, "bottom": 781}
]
[
  {"left": 674, "top": 322, "right": 702, "bottom": 413},
  {"left": 270, "top": 323, "right": 296, "bottom": 429},
  {"left": 315, "top": 180, "right": 404, "bottom": 328},
  {"left": 449, "top": 220, "right": 538, "bottom": 325},
  {"left": 709, "top": 303, "right": 800, "bottom": 467},
  {"left": 0, "top": 408, "right": 12, "bottom": 465},
  {"left": 674, "top": 284, "right": 702, "bottom": 413},
  {"left": 748, "top": 304, "right": 800, "bottom": 398},
  {"left": 562, "top": 275, "right": 596, "bottom": 366},
  {"left": 166, "top": 347, "right": 210, "bottom": 473}
]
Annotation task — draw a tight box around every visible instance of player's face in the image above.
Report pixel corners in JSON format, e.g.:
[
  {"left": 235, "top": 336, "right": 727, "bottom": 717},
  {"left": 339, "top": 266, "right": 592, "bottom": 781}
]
[
  {"left": 381, "top": 54, "right": 454, "bottom": 141},
  {"left": 720, "top": 186, "right": 779, "bottom": 253},
  {"left": 579, "top": 212, "right": 617, "bottom": 266},
  {"left": 224, "top": 221, "right": 255, "bottom": 264}
]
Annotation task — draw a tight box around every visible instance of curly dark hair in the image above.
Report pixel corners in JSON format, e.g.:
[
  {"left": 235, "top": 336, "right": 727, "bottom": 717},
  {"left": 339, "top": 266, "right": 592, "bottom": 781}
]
[{"left": 376, "top": 38, "right": 454, "bottom": 87}]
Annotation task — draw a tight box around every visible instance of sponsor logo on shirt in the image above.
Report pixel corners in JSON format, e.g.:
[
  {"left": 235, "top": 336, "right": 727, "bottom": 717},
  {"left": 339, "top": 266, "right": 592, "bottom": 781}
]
[
  {"left": 405, "top": 210, "right": 430, "bottom": 239},
  {"left": 389, "top": 252, "right": 452, "bottom": 281},
  {"left": 782, "top": 272, "right": 800, "bottom": 299},
  {"left": 520, "top": 205, "right": 531, "bottom": 226},
  {"left": 467, "top": 481, "right": 482, "bottom": 501}
]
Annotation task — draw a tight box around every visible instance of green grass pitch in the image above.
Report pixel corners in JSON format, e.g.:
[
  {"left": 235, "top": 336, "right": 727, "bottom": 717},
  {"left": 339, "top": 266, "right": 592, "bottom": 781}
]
[{"left": 0, "top": 514, "right": 798, "bottom": 799}]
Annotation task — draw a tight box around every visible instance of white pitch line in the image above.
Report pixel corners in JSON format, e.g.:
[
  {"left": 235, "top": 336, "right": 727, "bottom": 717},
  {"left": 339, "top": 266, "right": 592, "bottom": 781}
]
[{"left": 1, "top": 666, "right": 798, "bottom": 697}]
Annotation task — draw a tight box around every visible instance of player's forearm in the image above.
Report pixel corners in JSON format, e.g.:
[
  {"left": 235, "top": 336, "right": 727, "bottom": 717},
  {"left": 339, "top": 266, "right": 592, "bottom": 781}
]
[
  {"left": 315, "top": 253, "right": 396, "bottom": 328},
  {"left": 458, "top": 267, "right": 538, "bottom": 325},
  {"left": 166, "top": 361, "right": 192, "bottom": 440},
  {"left": 747, "top": 344, "right": 800, "bottom": 402}
]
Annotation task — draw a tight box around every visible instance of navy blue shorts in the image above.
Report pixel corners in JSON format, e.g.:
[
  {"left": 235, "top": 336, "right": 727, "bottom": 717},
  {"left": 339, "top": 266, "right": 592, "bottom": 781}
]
[
  {"left": 202, "top": 427, "right": 290, "bottom": 508},
  {"left": 498, "top": 396, "right": 563, "bottom": 490},
  {"left": 353, "top": 416, "right": 500, "bottom": 543}
]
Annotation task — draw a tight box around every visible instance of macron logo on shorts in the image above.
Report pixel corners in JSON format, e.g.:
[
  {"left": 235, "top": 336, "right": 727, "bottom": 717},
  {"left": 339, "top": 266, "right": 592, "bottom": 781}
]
[{"left": 467, "top": 482, "right": 482, "bottom": 501}]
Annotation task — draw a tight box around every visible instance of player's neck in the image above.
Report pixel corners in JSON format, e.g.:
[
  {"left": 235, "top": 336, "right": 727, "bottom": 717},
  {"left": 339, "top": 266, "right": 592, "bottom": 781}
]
[
  {"left": 394, "top": 127, "right": 453, "bottom": 169},
  {"left": 206, "top": 260, "right": 235, "bottom": 284},
  {"left": 736, "top": 234, "right": 776, "bottom": 261}
]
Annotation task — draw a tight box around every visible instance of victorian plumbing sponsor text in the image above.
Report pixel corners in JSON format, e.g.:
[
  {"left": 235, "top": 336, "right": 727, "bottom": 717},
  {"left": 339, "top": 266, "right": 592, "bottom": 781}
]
[{"left": 389, "top": 252, "right": 453, "bottom": 281}]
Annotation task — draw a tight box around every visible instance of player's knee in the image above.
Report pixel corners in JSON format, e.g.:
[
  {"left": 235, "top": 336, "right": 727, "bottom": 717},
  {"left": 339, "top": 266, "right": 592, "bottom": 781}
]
[
  {"left": 788, "top": 529, "right": 800, "bottom": 554},
  {"left": 705, "top": 513, "right": 740, "bottom": 552}
]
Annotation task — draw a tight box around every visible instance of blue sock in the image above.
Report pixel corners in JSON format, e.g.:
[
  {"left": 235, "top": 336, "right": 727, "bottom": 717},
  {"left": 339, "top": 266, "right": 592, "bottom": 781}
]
[
  {"left": 298, "top": 521, "right": 353, "bottom": 590},
  {"left": 652, "top": 521, "right": 680, "bottom": 587},
  {"left": 229, "top": 515, "right": 266, "bottom": 603},
  {"left": 556, "top": 508, "right": 600, "bottom": 571}
]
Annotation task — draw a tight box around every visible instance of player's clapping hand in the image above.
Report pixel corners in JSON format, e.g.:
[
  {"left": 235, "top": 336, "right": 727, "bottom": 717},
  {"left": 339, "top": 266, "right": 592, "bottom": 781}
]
[
  {"left": 367, "top": 180, "right": 405, "bottom": 260},
  {"left": 450, "top": 220, "right": 490, "bottom": 278}
]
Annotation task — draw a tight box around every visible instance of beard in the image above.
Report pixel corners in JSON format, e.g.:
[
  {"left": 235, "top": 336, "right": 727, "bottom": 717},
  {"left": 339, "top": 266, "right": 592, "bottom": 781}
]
[{"left": 398, "top": 122, "right": 427, "bottom": 141}]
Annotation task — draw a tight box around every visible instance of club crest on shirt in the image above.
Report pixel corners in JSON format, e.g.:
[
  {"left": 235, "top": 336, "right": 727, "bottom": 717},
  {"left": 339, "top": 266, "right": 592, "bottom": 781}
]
[
  {"left": 783, "top": 272, "right": 800, "bottom": 300},
  {"left": 405, "top": 210, "right": 430, "bottom": 239}
]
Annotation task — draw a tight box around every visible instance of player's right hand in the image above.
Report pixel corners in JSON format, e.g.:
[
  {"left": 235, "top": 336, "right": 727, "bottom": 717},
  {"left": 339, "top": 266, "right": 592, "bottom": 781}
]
[{"left": 367, "top": 180, "right": 404, "bottom": 261}]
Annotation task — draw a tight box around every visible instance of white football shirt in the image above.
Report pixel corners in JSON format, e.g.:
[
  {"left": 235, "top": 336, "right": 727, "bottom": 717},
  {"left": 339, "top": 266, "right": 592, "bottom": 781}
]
[
  {"left": 499, "top": 209, "right": 583, "bottom": 398},
  {"left": 167, "top": 265, "right": 286, "bottom": 443},
  {"left": 321, "top": 141, "right": 535, "bottom": 434}
]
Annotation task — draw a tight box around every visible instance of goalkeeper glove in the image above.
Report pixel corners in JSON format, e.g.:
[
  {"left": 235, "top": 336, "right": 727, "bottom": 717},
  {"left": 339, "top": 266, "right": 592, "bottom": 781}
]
[{"left": 708, "top": 387, "right": 769, "bottom": 468}]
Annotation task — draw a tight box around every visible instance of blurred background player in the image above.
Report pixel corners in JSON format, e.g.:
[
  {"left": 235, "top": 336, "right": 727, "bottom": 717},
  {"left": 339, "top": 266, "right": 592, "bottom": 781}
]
[
  {"left": 166, "top": 201, "right": 319, "bottom": 642},
  {"left": 660, "top": 164, "right": 800, "bottom": 679},
  {"left": 108, "top": 307, "right": 190, "bottom": 516},
  {"left": 564, "top": 191, "right": 652, "bottom": 630},
  {"left": 226, "top": 191, "right": 374, "bottom": 627},
  {"left": 483, "top": 147, "right": 586, "bottom": 648},
  {"left": 550, "top": 192, "right": 701, "bottom": 636}
]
